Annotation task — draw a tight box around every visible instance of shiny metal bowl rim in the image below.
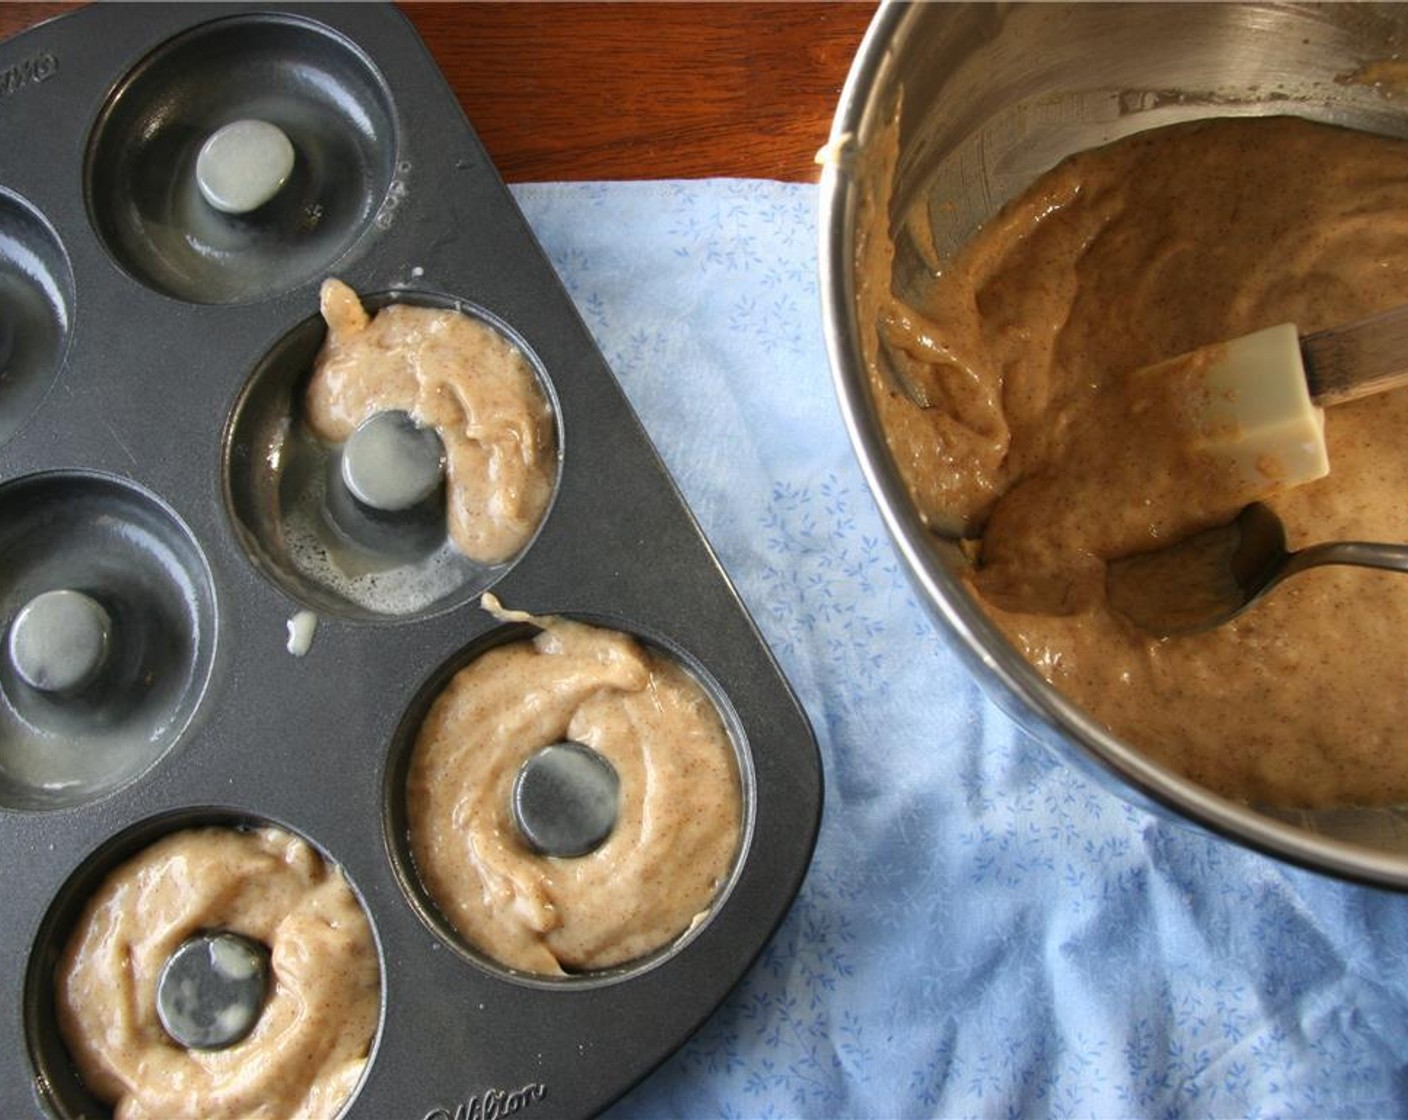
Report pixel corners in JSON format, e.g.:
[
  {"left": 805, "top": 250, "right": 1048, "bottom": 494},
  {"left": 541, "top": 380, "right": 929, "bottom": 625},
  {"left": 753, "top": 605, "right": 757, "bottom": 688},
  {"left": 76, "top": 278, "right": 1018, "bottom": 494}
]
[{"left": 816, "top": 0, "right": 1408, "bottom": 891}]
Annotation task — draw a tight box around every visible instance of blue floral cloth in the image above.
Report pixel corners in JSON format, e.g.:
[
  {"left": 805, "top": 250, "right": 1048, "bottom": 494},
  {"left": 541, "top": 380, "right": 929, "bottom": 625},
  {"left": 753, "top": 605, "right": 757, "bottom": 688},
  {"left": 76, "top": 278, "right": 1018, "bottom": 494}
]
[{"left": 509, "top": 181, "right": 1408, "bottom": 1119}]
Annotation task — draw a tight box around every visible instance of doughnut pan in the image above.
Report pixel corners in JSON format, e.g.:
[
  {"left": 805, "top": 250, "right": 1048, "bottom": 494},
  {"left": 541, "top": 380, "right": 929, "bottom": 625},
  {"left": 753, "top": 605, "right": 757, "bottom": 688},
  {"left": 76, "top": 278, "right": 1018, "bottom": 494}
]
[{"left": 0, "top": 5, "right": 822, "bottom": 1117}]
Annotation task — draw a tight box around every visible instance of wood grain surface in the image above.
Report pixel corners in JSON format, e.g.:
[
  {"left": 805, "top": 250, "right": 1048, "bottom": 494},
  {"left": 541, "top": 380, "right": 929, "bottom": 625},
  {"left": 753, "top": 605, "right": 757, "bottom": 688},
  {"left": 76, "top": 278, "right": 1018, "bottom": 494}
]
[{"left": 0, "top": 2, "right": 877, "bottom": 182}]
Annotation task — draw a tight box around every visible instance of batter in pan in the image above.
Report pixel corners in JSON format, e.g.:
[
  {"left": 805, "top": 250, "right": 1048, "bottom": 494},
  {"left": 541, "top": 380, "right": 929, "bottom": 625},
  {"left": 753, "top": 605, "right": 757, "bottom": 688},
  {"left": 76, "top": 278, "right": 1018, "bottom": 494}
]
[
  {"left": 406, "top": 595, "right": 743, "bottom": 975},
  {"left": 305, "top": 278, "right": 556, "bottom": 566},
  {"left": 55, "top": 825, "right": 379, "bottom": 1120}
]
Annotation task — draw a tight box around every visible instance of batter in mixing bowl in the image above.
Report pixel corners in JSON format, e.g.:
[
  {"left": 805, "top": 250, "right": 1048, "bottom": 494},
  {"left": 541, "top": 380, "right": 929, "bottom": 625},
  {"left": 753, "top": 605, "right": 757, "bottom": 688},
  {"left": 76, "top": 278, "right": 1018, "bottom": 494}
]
[{"left": 865, "top": 115, "right": 1408, "bottom": 807}]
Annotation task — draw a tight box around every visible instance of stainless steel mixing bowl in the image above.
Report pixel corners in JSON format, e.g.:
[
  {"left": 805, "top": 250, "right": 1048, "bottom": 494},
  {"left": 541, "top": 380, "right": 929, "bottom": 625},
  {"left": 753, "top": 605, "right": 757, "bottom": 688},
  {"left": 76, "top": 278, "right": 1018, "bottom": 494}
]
[{"left": 819, "top": 1, "right": 1408, "bottom": 888}]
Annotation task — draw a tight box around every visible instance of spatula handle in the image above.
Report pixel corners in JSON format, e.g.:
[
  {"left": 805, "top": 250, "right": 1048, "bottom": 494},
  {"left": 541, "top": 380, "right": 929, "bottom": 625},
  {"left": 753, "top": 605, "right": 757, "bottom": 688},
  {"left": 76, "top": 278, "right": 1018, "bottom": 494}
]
[{"left": 1302, "top": 304, "right": 1408, "bottom": 407}]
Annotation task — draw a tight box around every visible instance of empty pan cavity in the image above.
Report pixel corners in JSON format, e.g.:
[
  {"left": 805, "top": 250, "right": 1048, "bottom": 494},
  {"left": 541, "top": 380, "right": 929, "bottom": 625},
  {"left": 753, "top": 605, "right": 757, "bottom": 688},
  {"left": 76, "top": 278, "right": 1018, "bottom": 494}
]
[
  {"left": 0, "top": 190, "right": 73, "bottom": 449},
  {"left": 0, "top": 472, "right": 218, "bottom": 809},
  {"left": 84, "top": 13, "right": 397, "bottom": 305}
]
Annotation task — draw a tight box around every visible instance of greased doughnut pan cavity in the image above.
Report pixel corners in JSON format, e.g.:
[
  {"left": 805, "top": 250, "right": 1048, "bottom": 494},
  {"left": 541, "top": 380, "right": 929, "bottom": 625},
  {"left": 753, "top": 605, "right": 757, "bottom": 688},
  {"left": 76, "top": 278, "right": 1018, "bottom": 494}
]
[{"left": 0, "top": 5, "right": 821, "bottom": 1118}]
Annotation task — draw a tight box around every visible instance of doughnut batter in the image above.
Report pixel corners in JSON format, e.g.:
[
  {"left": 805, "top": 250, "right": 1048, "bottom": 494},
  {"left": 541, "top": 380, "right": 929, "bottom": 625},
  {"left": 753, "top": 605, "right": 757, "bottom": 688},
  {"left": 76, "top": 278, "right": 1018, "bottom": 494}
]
[
  {"left": 56, "top": 825, "right": 379, "bottom": 1120},
  {"left": 868, "top": 115, "right": 1408, "bottom": 807},
  {"left": 407, "top": 596, "right": 743, "bottom": 975},
  {"left": 305, "top": 278, "right": 556, "bottom": 565}
]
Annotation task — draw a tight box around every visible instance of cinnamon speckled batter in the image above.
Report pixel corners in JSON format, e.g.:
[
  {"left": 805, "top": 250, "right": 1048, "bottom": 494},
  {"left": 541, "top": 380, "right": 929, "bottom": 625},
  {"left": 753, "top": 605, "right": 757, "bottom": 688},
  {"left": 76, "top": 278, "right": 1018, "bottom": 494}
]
[
  {"left": 406, "top": 596, "right": 743, "bottom": 975},
  {"left": 868, "top": 116, "right": 1408, "bottom": 807},
  {"left": 56, "top": 826, "right": 379, "bottom": 1120},
  {"left": 305, "top": 278, "right": 556, "bottom": 566}
]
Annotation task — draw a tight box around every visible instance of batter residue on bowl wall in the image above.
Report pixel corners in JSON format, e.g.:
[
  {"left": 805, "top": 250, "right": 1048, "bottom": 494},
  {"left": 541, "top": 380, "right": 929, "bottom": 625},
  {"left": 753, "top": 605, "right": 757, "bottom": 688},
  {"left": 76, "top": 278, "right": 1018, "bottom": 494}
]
[
  {"left": 55, "top": 825, "right": 380, "bottom": 1120},
  {"left": 406, "top": 595, "right": 743, "bottom": 976},
  {"left": 866, "top": 115, "right": 1408, "bottom": 808}
]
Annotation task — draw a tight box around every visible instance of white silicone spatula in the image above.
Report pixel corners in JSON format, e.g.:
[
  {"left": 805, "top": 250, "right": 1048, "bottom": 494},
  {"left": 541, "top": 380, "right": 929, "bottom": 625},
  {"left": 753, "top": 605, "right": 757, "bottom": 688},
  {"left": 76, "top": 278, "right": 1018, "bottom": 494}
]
[
  {"left": 1169, "top": 304, "right": 1408, "bottom": 495},
  {"left": 1104, "top": 305, "right": 1408, "bottom": 634}
]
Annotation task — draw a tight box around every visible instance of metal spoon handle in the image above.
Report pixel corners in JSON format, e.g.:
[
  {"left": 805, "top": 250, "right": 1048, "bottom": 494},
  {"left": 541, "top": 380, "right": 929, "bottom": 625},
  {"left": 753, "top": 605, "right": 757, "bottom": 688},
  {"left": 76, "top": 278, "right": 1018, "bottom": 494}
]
[{"left": 1283, "top": 539, "right": 1408, "bottom": 582}]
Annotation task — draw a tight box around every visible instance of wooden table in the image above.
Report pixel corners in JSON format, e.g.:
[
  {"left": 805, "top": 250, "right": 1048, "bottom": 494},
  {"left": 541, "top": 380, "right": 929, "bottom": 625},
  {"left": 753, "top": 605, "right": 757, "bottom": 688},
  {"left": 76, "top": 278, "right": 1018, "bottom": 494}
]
[{"left": 0, "top": 2, "right": 876, "bottom": 182}]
